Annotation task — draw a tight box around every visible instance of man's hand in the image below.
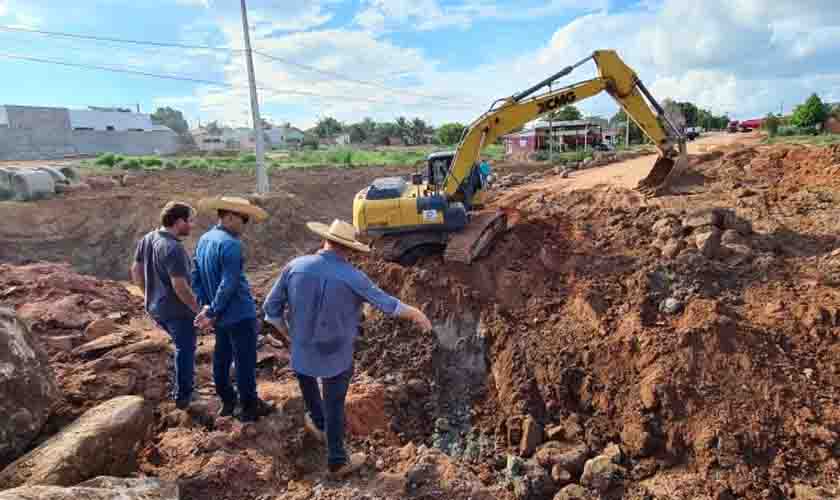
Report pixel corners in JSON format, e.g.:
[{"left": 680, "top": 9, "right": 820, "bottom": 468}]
[
  {"left": 399, "top": 304, "right": 432, "bottom": 333},
  {"left": 194, "top": 306, "right": 214, "bottom": 331}
]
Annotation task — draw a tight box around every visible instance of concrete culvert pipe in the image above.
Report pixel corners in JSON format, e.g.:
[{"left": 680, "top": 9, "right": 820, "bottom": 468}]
[
  {"left": 10, "top": 169, "right": 56, "bottom": 201},
  {"left": 0, "top": 168, "right": 13, "bottom": 201},
  {"left": 35, "top": 166, "right": 69, "bottom": 185},
  {"left": 58, "top": 166, "right": 81, "bottom": 183}
]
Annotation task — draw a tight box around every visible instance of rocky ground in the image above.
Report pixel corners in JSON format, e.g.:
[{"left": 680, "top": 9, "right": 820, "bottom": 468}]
[{"left": 1, "top": 139, "right": 840, "bottom": 499}]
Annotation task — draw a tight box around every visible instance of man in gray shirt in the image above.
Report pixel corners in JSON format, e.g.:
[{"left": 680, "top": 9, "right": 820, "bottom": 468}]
[{"left": 132, "top": 201, "right": 200, "bottom": 409}]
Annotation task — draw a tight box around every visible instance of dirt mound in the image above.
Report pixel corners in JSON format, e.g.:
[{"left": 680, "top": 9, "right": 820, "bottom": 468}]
[{"left": 349, "top": 143, "right": 840, "bottom": 498}]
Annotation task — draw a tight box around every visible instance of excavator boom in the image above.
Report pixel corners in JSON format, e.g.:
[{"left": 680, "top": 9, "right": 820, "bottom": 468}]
[{"left": 352, "top": 50, "right": 687, "bottom": 265}]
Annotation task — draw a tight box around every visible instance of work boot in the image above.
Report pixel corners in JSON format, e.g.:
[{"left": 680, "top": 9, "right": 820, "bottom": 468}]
[
  {"left": 328, "top": 453, "right": 367, "bottom": 480},
  {"left": 304, "top": 413, "right": 326, "bottom": 444},
  {"left": 218, "top": 399, "right": 237, "bottom": 418},
  {"left": 239, "top": 398, "right": 274, "bottom": 423}
]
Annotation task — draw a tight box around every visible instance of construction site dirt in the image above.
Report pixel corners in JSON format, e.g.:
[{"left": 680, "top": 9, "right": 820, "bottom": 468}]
[{"left": 2, "top": 132, "right": 839, "bottom": 499}]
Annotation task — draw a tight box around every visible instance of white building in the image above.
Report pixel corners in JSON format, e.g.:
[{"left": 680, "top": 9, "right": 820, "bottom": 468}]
[{"left": 68, "top": 109, "right": 171, "bottom": 132}]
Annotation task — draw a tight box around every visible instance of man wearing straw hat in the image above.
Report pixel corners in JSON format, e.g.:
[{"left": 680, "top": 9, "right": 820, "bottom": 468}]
[
  {"left": 192, "top": 196, "right": 274, "bottom": 423},
  {"left": 263, "top": 218, "right": 432, "bottom": 479}
]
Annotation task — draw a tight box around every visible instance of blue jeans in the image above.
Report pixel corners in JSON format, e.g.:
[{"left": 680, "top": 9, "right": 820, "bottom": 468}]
[
  {"left": 213, "top": 318, "right": 258, "bottom": 406},
  {"left": 296, "top": 366, "right": 354, "bottom": 466},
  {"left": 158, "top": 317, "right": 197, "bottom": 403}
]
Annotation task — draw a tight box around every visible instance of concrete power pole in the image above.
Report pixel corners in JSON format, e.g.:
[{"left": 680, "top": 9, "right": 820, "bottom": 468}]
[{"left": 240, "top": 0, "right": 269, "bottom": 194}]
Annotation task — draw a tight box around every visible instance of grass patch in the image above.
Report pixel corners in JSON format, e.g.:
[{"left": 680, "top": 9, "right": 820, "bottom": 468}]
[{"left": 763, "top": 134, "right": 840, "bottom": 146}]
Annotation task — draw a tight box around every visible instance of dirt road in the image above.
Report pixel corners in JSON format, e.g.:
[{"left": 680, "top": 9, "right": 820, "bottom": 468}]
[{"left": 503, "top": 132, "right": 762, "bottom": 198}]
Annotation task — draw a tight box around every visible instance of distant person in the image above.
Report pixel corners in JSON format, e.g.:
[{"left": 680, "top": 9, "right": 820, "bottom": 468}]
[
  {"left": 131, "top": 201, "right": 200, "bottom": 410},
  {"left": 192, "top": 196, "right": 273, "bottom": 423},
  {"left": 262, "top": 219, "right": 432, "bottom": 479}
]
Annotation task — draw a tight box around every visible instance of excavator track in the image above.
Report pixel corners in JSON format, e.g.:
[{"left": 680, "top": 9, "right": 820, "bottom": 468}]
[{"left": 444, "top": 210, "right": 508, "bottom": 264}]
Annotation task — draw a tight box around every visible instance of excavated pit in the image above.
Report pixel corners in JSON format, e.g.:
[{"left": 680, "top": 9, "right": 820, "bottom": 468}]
[{"left": 3, "top": 143, "right": 840, "bottom": 499}]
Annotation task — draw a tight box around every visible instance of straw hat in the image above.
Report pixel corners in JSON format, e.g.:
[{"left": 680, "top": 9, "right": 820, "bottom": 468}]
[
  {"left": 306, "top": 219, "right": 371, "bottom": 253},
  {"left": 198, "top": 196, "right": 269, "bottom": 223}
]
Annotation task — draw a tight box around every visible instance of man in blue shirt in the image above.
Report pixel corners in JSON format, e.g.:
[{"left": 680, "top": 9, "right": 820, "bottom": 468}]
[
  {"left": 132, "top": 202, "right": 200, "bottom": 410},
  {"left": 192, "top": 196, "right": 273, "bottom": 423},
  {"left": 263, "top": 219, "right": 432, "bottom": 479}
]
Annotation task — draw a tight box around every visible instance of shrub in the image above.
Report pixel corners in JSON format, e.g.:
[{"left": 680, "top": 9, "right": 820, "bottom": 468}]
[
  {"left": 122, "top": 158, "right": 143, "bottom": 170},
  {"left": 764, "top": 113, "right": 780, "bottom": 136},
  {"left": 142, "top": 156, "right": 163, "bottom": 167},
  {"left": 94, "top": 153, "right": 120, "bottom": 167},
  {"left": 239, "top": 153, "right": 257, "bottom": 163},
  {"left": 163, "top": 161, "right": 178, "bottom": 170},
  {"left": 533, "top": 151, "right": 550, "bottom": 161}
]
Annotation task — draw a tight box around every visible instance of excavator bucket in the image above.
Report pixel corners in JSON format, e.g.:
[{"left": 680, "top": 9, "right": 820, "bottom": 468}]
[
  {"left": 636, "top": 146, "right": 689, "bottom": 196},
  {"left": 444, "top": 210, "right": 508, "bottom": 264}
]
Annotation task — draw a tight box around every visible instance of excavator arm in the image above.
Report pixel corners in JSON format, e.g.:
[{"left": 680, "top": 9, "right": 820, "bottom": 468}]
[{"left": 442, "top": 50, "right": 686, "bottom": 198}]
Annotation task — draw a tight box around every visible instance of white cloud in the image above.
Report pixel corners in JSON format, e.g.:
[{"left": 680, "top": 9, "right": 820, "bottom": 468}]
[
  {"left": 354, "top": 0, "right": 608, "bottom": 34},
  {"left": 0, "top": 0, "right": 8, "bottom": 17},
  {"left": 160, "top": 0, "right": 840, "bottom": 129},
  {"left": 175, "top": 0, "right": 209, "bottom": 7}
]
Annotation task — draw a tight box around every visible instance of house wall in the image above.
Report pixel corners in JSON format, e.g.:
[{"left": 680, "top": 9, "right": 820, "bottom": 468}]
[
  {"left": 0, "top": 128, "right": 181, "bottom": 160},
  {"left": 3, "top": 105, "right": 71, "bottom": 130},
  {"left": 826, "top": 117, "right": 840, "bottom": 135}
]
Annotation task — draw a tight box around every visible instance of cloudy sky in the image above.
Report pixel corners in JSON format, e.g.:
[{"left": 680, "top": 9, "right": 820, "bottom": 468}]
[{"left": 0, "top": 0, "right": 838, "bottom": 130}]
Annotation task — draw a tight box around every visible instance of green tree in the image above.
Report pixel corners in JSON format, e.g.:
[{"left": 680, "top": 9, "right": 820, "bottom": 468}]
[
  {"left": 792, "top": 93, "right": 829, "bottom": 128},
  {"left": 763, "top": 113, "right": 780, "bottom": 136},
  {"left": 314, "top": 116, "right": 343, "bottom": 138},
  {"left": 610, "top": 109, "right": 642, "bottom": 145},
  {"left": 550, "top": 105, "right": 582, "bottom": 121},
  {"left": 372, "top": 122, "right": 400, "bottom": 145},
  {"left": 662, "top": 99, "right": 687, "bottom": 130},
  {"left": 150, "top": 107, "right": 189, "bottom": 135},
  {"left": 411, "top": 117, "right": 431, "bottom": 145},
  {"left": 437, "top": 122, "right": 466, "bottom": 145},
  {"left": 347, "top": 123, "right": 367, "bottom": 144}
]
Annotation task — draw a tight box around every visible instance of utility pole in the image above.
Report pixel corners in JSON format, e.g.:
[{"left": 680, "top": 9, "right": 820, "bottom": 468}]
[
  {"left": 240, "top": 0, "right": 269, "bottom": 194},
  {"left": 625, "top": 114, "right": 630, "bottom": 148}
]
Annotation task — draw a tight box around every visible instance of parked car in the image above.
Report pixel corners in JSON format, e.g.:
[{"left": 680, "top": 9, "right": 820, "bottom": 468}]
[{"left": 592, "top": 143, "right": 614, "bottom": 152}]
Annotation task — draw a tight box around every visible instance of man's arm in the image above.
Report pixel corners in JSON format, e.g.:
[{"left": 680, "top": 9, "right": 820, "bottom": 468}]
[
  {"left": 131, "top": 261, "right": 144, "bottom": 292},
  {"left": 131, "top": 239, "right": 145, "bottom": 293},
  {"left": 263, "top": 267, "right": 290, "bottom": 335},
  {"left": 203, "top": 241, "right": 242, "bottom": 321},
  {"left": 165, "top": 246, "right": 200, "bottom": 314},
  {"left": 352, "top": 272, "right": 432, "bottom": 332},
  {"left": 172, "top": 277, "right": 200, "bottom": 314},
  {"left": 191, "top": 253, "right": 209, "bottom": 306}
]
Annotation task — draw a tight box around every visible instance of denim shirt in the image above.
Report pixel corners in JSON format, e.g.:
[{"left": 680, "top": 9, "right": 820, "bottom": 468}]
[
  {"left": 191, "top": 225, "right": 257, "bottom": 328},
  {"left": 263, "top": 250, "right": 403, "bottom": 378}
]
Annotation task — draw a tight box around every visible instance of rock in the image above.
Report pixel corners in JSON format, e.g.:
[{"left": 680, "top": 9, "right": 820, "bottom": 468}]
[
  {"left": 406, "top": 378, "right": 429, "bottom": 397},
  {"left": 515, "top": 459, "right": 556, "bottom": 499},
  {"left": 553, "top": 484, "right": 590, "bottom": 500},
  {"left": 0, "top": 477, "right": 178, "bottom": 500},
  {"left": 345, "top": 383, "right": 389, "bottom": 438},
  {"left": 720, "top": 210, "right": 752, "bottom": 235},
  {"left": 683, "top": 210, "right": 723, "bottom": 230},
  {"left": 72, "top": 334, "right": 126, "bottom": 359},
  {"left": 621, "top": 421, "right": 656, "bottom": 458},
  {"left": 661, "top": 239, "right": 685, "bottom": 259},
  {"left": 0, "top": 396, "right": 153, "bottom": 488},
  {"left": 520, "top": 415, "right": 543, "bottom": 457},
  {"left": 16, "top": 295, "right": 97, "bottom": 330},
  {"left": 0, "top": 308, "right": 60, "bottom": 469},
  {"left": 603, "top": 443, "right": 623, "bottom": 464},
  {"left": 560, "top": 169, "right": 571, "bottom": 179},
  {"left": 793, "top": 484, "right": 830, "bottom": 500},
  {"left": 539, "top": 443, "right": 589, "bottom": 476},
  {"left": 84, "top": 318, "right": 118, "bottom": 341},
  {"left": 550, "top": 465, "right": 572, "bottom": 486},
  {"left": 652, "top": 218, "right": 682, "bottom": 239},
  {"left": 695, "top": 227, "right": 722, "bottom": 258},
  {"left": 580, "top": 455, "right": 625, "bottom": 493},
  {"left": 42, "top": 334, "right": 83, "bottom": 352},
  {"left": 659, "top": 298, "right": 683, "bottom": 315},
  {"left": 721, "top": 229, "right": 749, "bottom": 247},
  {"left": 545, "top": 425, "right": 564, "bottom": 442}
]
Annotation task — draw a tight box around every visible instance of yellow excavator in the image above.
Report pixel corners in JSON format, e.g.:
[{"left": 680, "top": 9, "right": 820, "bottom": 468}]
[{"left": 352, "top": 50, "right": 687, "bottom": 265}]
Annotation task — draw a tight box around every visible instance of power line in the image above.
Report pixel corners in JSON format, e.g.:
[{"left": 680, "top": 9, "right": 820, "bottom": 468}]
[
  {"left": 0, "top": 51, "right": 475, "bottom": 109},
  {"left": 253, "top": 50, "right": 482, "bottom": 105},
  {"left": 0, "top": 25, "right": 241, "bottom": 52},
  {"left": 0, "top": 24, "right": 481, "bottom": 106}
]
